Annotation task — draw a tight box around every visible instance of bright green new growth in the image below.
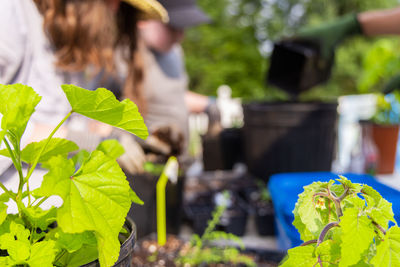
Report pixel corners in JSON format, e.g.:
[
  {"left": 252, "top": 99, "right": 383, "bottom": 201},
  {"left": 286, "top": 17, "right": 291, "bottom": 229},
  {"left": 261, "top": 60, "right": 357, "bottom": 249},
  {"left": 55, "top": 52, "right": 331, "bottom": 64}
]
[
  {"left": 0, "top": 84, "right": 148, "bottom": 267},
  {"left": 176, "top": 192, "right": 255, "bottom": 267},
  {"left": 282, "top": 175, "right": 399, "bottom": 267}
]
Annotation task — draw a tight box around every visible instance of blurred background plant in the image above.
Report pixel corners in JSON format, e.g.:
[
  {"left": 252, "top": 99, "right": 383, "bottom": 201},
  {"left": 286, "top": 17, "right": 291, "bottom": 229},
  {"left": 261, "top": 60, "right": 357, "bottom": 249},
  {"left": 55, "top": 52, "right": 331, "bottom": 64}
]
[
  {"left": 371, "top": 92, "right": 400, "bottom": 125},
  {"left": 358, "top": 39, "right": 400, "bottom": 94},
  {"left": 357, "top": 38, "right": 400, "bottom": 125},
  {"left": 183, "top": 0, "right": 399, "bottom": 102}
]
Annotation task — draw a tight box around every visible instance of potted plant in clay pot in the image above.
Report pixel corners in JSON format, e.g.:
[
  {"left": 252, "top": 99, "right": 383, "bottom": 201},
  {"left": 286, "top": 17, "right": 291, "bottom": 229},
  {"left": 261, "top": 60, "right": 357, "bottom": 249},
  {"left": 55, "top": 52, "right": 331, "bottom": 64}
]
[
  {"left": 0, "top": 83, "right": 147, "bottom": 266},
  {"left": 360, "top": 93, "right": 400, "bottom": 174},
  {"left": 357, "top": 39, "right": 400, "bottom": 174}
]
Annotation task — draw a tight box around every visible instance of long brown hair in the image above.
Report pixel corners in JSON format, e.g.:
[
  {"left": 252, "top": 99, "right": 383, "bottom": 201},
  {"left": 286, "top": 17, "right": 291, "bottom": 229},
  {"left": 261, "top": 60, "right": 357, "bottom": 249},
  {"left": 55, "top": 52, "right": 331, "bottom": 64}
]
[
  {"left": 34, "top": 0, "right": 115, "bottom": 72},
  {"left": 34, "top": 0, "right": 146, "bottom": 113},
  {"left": 116, "top": 2, "right": 146, "bottom": 114}
]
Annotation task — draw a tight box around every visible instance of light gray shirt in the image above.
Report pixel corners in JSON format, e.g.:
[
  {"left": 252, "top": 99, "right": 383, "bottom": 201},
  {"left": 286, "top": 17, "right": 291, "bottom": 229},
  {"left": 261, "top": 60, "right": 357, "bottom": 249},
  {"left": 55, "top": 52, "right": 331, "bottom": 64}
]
[{"left": 0, "top": 0, "right": 87, "bottom": 126}]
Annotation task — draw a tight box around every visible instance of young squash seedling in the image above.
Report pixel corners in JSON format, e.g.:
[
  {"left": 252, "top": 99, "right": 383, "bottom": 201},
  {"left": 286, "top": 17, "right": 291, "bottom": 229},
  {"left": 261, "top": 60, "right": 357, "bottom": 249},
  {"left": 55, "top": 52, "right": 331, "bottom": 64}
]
[
  {"left": 282, "top": 175, "right": 400, "bottom": 266},
  {"left": 176, "top": 191, "right": 255, "bottom": 267},
  {"left": 0, "top": 83, "right": 148, "bottom": 267}
]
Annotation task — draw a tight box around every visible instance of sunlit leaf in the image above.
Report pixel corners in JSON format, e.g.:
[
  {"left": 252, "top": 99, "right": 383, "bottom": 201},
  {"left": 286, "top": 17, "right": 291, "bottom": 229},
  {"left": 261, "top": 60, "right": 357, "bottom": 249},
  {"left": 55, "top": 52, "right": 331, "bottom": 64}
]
[
  {"left": 0, "top": 84, "right": 41, "bottom": 139},
  {"left": 96, "top": 139, "right": 125, "bottom": 160},
  {"left": 36, "top": 150, "right": 132, "bottom": 266},
  {"left": 62, "top": 85, "right": 148, "bottom": 139},
  {"left": 21, "top": 138, "right": 78, "bottom": 164},
  {"left": 371, "top": 226, "right": 400, "bottom": 266}
]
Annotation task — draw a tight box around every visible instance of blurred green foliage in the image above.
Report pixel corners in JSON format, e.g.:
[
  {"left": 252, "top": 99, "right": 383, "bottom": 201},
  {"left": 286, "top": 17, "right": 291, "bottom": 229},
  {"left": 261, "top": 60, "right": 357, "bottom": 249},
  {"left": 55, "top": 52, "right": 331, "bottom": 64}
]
[
  {"left": 183, "top": 0, "right": 399, "bottom": 101},
  {"left": 371, "top": 92, "right": 400, "bottom": 125},
  {"left": 358, "top": 39, "right": 400, "bottom": 93}
]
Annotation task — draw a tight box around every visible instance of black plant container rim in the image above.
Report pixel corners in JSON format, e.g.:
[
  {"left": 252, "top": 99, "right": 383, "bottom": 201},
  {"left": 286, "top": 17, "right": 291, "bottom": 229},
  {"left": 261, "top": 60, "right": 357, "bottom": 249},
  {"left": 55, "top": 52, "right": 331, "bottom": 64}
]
[
  {"left": 81, "top": 216, "right": 136, "bottom": 267},
  {"left": 243, "top": 101, "right": 338, "bottom": 112}
]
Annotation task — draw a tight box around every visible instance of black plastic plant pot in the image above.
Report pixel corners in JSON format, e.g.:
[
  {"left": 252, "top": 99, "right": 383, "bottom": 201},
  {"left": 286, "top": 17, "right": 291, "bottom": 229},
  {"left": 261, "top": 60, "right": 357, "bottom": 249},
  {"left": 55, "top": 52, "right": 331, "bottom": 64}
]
[
  {"left": 184, "top": 195, "right": 215, "bottom": 236},
  {"left": 243, "top": 101, "right": 338, "bottom": 180},
  {"left": 267, "top": 39, "right": 333, "bottom": 95},
  {"left": 255, "top": 203, "right": 275, "bottom": 236},
  {"left": 224, "top": 212, "right": 248, "bottom": 237},
  {"left": 82, "top": 217, "right": 136, "bottom": 267},
  {"left": 201, "top": 134, "right": 224, "bottom": 171},
  {"left": 126, "top": 173, "right": 185, "bottom": 239},
  {"left": 202, "top": 128, "right": 244, "bottom": 171},
  {"left": 244, "top": 248, "right": 287, "bottom": 265}
]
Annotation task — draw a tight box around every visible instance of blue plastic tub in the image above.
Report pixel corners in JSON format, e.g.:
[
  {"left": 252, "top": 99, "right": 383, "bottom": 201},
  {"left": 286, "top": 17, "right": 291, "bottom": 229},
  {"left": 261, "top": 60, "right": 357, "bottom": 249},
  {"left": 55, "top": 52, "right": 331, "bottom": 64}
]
[{"left": 268, "top": 172, "right": 400, "bottom": 251}]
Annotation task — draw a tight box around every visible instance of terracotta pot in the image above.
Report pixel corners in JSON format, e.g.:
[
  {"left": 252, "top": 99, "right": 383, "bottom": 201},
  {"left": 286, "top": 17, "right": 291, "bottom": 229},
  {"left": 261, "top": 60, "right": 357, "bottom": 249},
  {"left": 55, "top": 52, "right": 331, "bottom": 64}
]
[{"left": 371, "top": 124, "right": 400, "bottom": 174}]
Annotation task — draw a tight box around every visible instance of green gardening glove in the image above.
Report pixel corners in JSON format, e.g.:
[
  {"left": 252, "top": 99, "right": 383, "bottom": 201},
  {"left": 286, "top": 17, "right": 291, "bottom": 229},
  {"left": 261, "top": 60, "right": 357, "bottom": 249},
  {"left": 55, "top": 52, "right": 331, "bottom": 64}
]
[
  {"left": 383, "top": 74, "right": 400, "bottom": 94},
  {"left": 297, "top": 13, "right": 363, "bottom": 60}
]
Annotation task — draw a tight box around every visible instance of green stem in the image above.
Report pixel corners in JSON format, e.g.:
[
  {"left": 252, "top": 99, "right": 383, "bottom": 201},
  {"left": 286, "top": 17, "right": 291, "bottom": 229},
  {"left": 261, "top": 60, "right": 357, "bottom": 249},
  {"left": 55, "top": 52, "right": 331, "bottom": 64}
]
[
  {"left": 372, "top": 221, "right": 386, "bottom": 235},
  {"left": 317, "top": 222, "right": 340, "bottom": 245},
  {"left": 300, "top": 240, "right": 317, "bottom": 246},
  {"left": 54, "top": 249, "right": 67, "bottom": 265},
  {"left": 34, "top": 197, "right": 49, "bottom": 208},
  {"left": 27, "top": 181, "right": 31, "bottom": 206},
  {"left": 0, "top": 182, "right": 15, "bottom": 200},
  {"left": 25, "top": 111, "right": 73, "bottom": 183},
  {"left": 3, "top": 138, "right": 24, "bottom": 192},
  {"left": 338, "top": 187, "right": 349, "bottom": 201},
  {"left": 27, "top": 164, "right": 32, "bottom": 206}
]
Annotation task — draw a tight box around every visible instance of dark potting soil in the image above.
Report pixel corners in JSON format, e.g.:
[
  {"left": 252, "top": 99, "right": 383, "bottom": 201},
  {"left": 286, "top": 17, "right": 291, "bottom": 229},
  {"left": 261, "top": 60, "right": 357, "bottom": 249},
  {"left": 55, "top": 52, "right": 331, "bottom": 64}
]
[{"left": 132, "top": 235, "right": 281, "bottom": 267}]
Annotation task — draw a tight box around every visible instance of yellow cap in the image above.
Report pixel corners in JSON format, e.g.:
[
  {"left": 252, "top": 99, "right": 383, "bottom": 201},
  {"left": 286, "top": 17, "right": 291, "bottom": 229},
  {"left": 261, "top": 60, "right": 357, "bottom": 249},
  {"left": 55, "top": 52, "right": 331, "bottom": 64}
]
[{"left": 122, "top": 0, "right": 169, "bottom": 23}]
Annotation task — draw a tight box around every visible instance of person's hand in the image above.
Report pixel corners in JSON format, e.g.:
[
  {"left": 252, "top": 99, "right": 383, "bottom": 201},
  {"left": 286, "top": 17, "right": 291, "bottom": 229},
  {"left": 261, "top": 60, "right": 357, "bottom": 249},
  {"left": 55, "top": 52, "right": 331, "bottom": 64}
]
[
  {"left": 117, "top": 132, "right": 146, "bottom": 174},
  {"left": 204, "top": 98, "right": 222, "bottom": 136},
  {"left": 145, "top": 125, "right": 184, "bottom": 156},
  {"left": 295, "top": 13, "right": 362, "bottom": 60}
]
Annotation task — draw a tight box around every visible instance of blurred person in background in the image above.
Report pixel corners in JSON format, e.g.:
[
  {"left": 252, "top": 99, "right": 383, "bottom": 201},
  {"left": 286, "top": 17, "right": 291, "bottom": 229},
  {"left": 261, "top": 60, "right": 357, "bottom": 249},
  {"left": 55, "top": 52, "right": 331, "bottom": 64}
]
[
  {"left": 0, "top": 0, "right": 167, "bottom": 143},
  {"left": 0, "top": 0, "right": 167, "bottom": 174},
  {"left": 120, "top": 0, "right": 219, "bottom": 167}
]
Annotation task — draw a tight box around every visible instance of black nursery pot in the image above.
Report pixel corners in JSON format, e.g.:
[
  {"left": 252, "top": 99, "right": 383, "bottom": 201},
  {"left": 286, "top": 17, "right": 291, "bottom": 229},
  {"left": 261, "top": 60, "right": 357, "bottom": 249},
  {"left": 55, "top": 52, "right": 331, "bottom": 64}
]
[
  {"left": 184, "top": 193, "right": 215, "bottom": 235},
  {"left": 267, "top": 40, "right": 333, "bottom": 95},
  {"left": 255, "top": 202, "right": 275, "bottom": 236},
  {"left": 223, "top": 208, "right": 248, "bottom": 237},
  {"left": 126, "top": 172, "right": 185, "bottom": 239},
  {"left": 202, "top": 128, "right": 244, "bottom": 171},
  {"left": 243, "top": 101, "right": 338, "bottom": 180},
  {"left": 82, "top": 217, "right": 136, "bottom": 267}
]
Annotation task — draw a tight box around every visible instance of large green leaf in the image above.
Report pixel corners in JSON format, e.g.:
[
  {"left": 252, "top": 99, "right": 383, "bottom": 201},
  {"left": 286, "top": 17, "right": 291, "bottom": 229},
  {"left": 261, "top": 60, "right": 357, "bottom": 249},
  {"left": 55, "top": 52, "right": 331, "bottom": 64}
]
[
  {"left": 339, "top": 208, "right": 375, "bottom": 267},
  {"left": 316, "top": 240, "right": 341, "bottom": 266},
  {"left": 27, "top": 240, "right": 57, "bottom": 267},
  {"left": 96, "top": 139, "right": 125, "bottom": 160},
  {"left": 295, "top": 182, "right": 332, "bottom": 239},
  {"left": 371, "top": 226, "right": 400, "bottom": 266},
  {"left": 61, "top": 84, "right": 148, "bottom": 139},
  {"left": 21, "top": 206, "right": 57, "bottom": 231},
  {"left": 36, "top": 150, "right": 132, "bottom": 267},
  {"left": 55, "top": 230, "right": 97, "bottom": 253},
  {"left": 362, "top": 185, "right": 395, "bottom": 230},
  {"left": 337, "top": 175, "right": 363, "bottom": 193},
  {"left": 280, "top": 245, "right": 316, "bottom": 267},
  {"left": 20, "top": 138, "right": 78, "bottom": 164},
  {"left": 0, "top": 84, "right": 41, "bottom": 139},
  {"left": 0, "top": 222, "right": 55, "bottom": 266},
  {"left": 0, "top": 223, "right": 30, "bottom": 263},
  {"left": 57, "top": 243, "right": 99, "bottom": 267}
]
